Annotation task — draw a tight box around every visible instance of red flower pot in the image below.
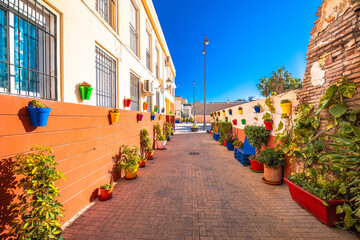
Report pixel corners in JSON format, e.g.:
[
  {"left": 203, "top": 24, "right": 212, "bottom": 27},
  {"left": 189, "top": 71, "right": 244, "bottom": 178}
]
[
  {"left": 145, "top": 151, "right": 154, "bottom": 160},
  {"left": 264, "top": 121, "right": 273, "bottom": 130},
  {"left": 232, "top": 119, "right": 237, "bottom": 125},
  {"left": 250, "top": 159, "right": 264, "bottom": 172},
  {"left": 99, "top": 188, "right": 113, "bottom": 201},
  {"left": 138, "top": 160, "right": 146, "bottom": 167},
  {"left": 124, "top": 99, "right": 132, "bottom": 107},
  {"left": 284, "top": 178, "right": 345, "bottom": 226},
  {"left": 223, "top": 140, "right": 226, "bottom": 147},
  {"left": 137, "top": 114, "right": 144, "bottom": 121}
]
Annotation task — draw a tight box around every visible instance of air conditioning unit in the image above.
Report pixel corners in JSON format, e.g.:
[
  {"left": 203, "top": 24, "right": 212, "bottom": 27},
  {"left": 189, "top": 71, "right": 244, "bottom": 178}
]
[
  {"left": 143, "top": 80, "right": 154, "bottom": 96},
  {"left": 165, "top": 56, "right": 171, "bottom": 66}
]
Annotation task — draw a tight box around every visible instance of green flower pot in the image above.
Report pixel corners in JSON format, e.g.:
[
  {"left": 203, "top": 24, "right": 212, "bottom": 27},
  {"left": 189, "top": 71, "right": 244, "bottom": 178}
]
[{"left": 79, "top": 86, "right": 93, "bottom": 100}]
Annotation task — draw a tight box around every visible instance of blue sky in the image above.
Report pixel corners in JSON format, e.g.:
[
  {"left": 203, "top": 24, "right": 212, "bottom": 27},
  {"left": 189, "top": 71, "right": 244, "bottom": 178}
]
[{"left": 153, "top": 0, "right": 322, "bottom": 103}]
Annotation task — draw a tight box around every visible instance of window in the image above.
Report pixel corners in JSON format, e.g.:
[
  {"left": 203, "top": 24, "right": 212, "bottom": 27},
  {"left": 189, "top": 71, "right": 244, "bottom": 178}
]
[
  {"left": 96, "top": 0, "right": 116, "bottom": 30},
  {"left": 130, "top": 72, "right": 139, "bottom": 111},
  {"left": 95, "top": 46, "right": 116, "bottom": 108},
  {"left": 155, "top": 48, "right": 159, "bottom": 79},
  {"left": 129, "top": 1, "right": 138, "bottom": 56},
  {"left": 146, "top": 95, "right": 152, "bottom": 113},
  {"left": 145, "top": 31, "right": 150, "bottom": 70},
  {"left": 0, "top": 0, "right": 57, "bottom": 100},
  {"left": 156, "top": 91, "right": 159, "bottom": 112}
]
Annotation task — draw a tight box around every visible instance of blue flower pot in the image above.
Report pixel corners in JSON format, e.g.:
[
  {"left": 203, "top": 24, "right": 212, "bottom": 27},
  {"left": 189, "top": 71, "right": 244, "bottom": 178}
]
[
  {"left": 28, "top": 105, "right": 51, "bottom": 127},
  {"left": 151, "top": 115, "right": 155, "bottom": 121},
  {"left": 226, "top": 142, "right": 234, "bottom": 151},
  {"left": 161, "top": 109, "right": 165, "bottom": 113},
  {"left": 254, "top": 106, "right": 261, "bottom": 113},
  {"left": 229, "top": 111, "right": 232, "bottom": 115}
]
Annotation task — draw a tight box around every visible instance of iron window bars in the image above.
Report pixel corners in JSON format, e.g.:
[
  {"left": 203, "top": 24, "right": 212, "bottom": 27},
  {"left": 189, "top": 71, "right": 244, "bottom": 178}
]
[
  {"left": 0, "top": 0, "right": 57, "bottom": 100},
  {"left": 95, "top": 46, "right": 116, "bottom": 108},
  {"left": 96, "top": 0, "right": 116, "bottom": 30},
  {"left": 130, "top": 72, "right": 139, "bottom": 111},
  {"left": 129, "top": 1, "right": 137, "bottom": 56}
]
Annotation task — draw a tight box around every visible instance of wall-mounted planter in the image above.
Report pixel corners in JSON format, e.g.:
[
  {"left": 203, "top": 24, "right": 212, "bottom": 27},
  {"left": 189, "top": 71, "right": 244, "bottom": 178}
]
[
  {"left": 254, "top": 106, "right": 261, "bottom": 113},
  {"left": 217, "top": 112, "right": 220, "bottom": 116},
  {"left": 284, "top": 178, "right": 345, "bottom": 226},
  {"left": 151, "top": 114, "right": 156, "bottom": 121},
  {"left": 232, "top": 119, "right": 237, "bottom": 125},
  {"left": 143, "top": 104, "right": 149, "bottom": 111},
  {"left": 222, "top": 111, "right": 225, "bottom": 116},
  {"left": 110, "top": 112, "right": 120, "bottom": 123},
  {"left": 124, "top": 99, "right": 132, "bottom": 108},
  {"left": 137, "top": 114, "right": 144, "bottom": 121},
  {"left": 250, "top": 159, "right": 264, "bottom": 172},
  {"left": 154, "top": 106, "right": 159, "bottom": 113},
  {"left": 225, "top": 117, "right": 228, "bottom": 122},
  {"left": 228, "top": 110, "right": 232, "bottom": 115},
  {"left": 238, "top": 109, "right": 243, "bottom": 114},
  {"left": 79, "top": 86, "right": 93, "bottom": 100},
  {"left": 241, "top": 119, "right": 246, "bottom": 125},
  {"left": 280, "top": 103, "right": 292, "bottom": 114},
  {"left": 226, "top": 142, "right": 234, "bottom": 151},
  {"left": 28, "top": 105, "right": 51, "bottom": 127},
  {"left": 161, "top": 108, "right": 165, "bottom": 113},
  {"left": 216, "top": 118, "right": 219, "bottom": 122},
  {"left": 159, "top": 114, "right": 163, "bottom": 120},
  {"left": 264, "top": 121, "right": 273, "bottom": 130}
]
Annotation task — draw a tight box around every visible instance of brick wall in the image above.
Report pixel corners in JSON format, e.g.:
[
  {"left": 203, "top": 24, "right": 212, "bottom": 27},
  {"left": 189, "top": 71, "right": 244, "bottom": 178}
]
[{"left": 0, "top": 95, "right": 166, "bottom": 238}]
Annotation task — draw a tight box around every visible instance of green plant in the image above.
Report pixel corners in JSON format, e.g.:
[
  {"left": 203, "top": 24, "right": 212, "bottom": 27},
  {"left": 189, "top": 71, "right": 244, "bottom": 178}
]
[
  {"left": 256, "top": 147, "right": 285, "bottom": 168},
  {"left": 238, "top": 107, "right": 242, "bottom": 110},
  {"left": 30, "top": 100, "right": 47, "bottom": 108},
  {"left": 244, "top": 125, "right": 269, "bottom": 157},
  {"left": 143, "top": 101, "right": 149, "bottom": 105},
  {"left": 138, "top": 113, "right": 143, "bottom": 116},
  {"left": 154, "top": 123, "right": 166, "bottom": 141},
  {"left": 224, "top": 133, "right": 237, "bottom": 143},
  {"left": 140, "top": 129, "right": 153, "bottom": 152},
  {"left": 219, "top": 122, "right": 233, "bottom": 138},
  {"left": 228, "top": 109, "right": 232, "bottom": 112},
  {"left": 254, "top": 103, "right": 261, "bottom": 108},
  {"left": 233, "top": 140, "right": 243, "bottom": 148},
  {"left": 280, "top": 99, "right": 291, "bottom": 104},
  {"left": 191, "top": 124, "right": 200, "bottom": 129},
  {"left": 110, "top": 108, "right": 119, "bottom": 113},
  {"left": 164, "top": 122, "right": 171, "bottom": 138},
  {"left": 10, "top": 146, "right": 65, "bottom": 239},
  {"left": 79, "top": 81, "right": 92, "bottom": 87},
  {"left": 119, "top": 145, "right": 140, "bottom": 173},
  {"left": 263, "top": 118, "right": 272, "bottom": 122},
  {"left": 100, "top": 184, "right": 113, "bottom": 190}
]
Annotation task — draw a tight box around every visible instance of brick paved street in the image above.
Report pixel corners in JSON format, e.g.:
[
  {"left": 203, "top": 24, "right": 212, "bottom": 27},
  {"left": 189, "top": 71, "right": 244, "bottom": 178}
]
[{"left": 62, "top": 133, "right": 358, "bottom": 240}]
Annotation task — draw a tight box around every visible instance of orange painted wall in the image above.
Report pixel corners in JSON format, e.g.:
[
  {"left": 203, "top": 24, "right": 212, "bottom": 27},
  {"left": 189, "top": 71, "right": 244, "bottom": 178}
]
[{"left": 0, "top": 94, "right": 166, "bottom": 238}]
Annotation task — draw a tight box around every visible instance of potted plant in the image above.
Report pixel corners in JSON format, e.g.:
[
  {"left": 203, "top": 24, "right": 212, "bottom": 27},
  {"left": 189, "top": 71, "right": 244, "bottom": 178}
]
[
  {"left": 164, "top": 122, "right": 171, "bottom": 140},
  {"left": 138, "top": 151, "right": 147, "bottom": 167},
  {"left": 154, "top": 123, "right": 167, "bottom": 149},
  {"left": 222, "top": 110, "right": 225, "bottom": 116},
  {"left": 225, "top": 117, "right": 228, "bottom": 122},
  {"left": 151, "top": 112, "right": 156, "bottom": 121},
  {"left": 161, "top": 107, "right": 165, "bottom": 113},
  {"left": 224, "top": 133, "right": 236, "bottom": 151},
  {"left": 140, "top": 129, "right": 154, "bottom": 160},
  {"left": 238, "top": 107, "right": 243, "bottom": 114},
  {"left": 228, "top": 109, "right": 232, "bottom": 115},
  {"left": 143, "top": 101, "right": 149, "bottom": 111},
  {"left": 280, "top": 99, "right": 292, "bottom": 114},
  {"left": 137, "top": 113, "right": 144, "bottom": 121},
  {"left": 216, "top": 117, "right": 219, "bottom": 122},
  {"left": 253, "top": 103, "right": 261, "bottom": 113},
  {"left": 256, "top": 148, "right": 285, "bottom": 184},
  {"left": 232, "top": 119, "right": 237, "bottom": 125},
  {"left": 244, "top": 125, "right": 270, "bottom": 173},
  {"left": 159, "top": 114, "right": 163, "bottom": 120},
  {"left": 233, "top": 140, "right": 243, "bottom": 148},
  {"left": 79, "top": 81, "right": 93, "bottom": 100},
  {"left": 10, "top": 146, "right": 65, "bottom": 240},
  {"left": 171, "top": 127, "right": 174, "bottom": 135},
  {"left": 154, "top": 105, "right": 159, "bottom": 113},
  {"left": 169, "top": 111, "right": 172, "bottom": 115},
  {"left": 28, "top": 100, "right": 51, "bottom": 127},
  {"left": 263, "top": 118, "right": 273, "bottom": 130},
  {"left": 124, "top": 96, "right": 133, "bottom": 108},
  {"left": 241, "top": 119, "right": 246, "bottom": 125},
  {"left": 109, "top": 108, "right": 120, "bottom": 123},
  {"left": 119, "top": 145, "right": 140, "bottom": 180},
  {"left": 190, "top": 124, "right": 200, "bottom": 132},
  {"left": 217, "top": 111, "right": 220, "bottom": 116},
  {"left": 99, "top": 184, "right": 113, "bottom": 201}
]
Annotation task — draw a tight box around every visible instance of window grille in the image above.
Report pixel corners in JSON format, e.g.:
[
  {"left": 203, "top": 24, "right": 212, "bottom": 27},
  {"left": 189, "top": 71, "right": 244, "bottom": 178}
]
[
  {"left": 96, "top": 0, "right": 116, "bottom": 30},
  {"left": 156, "top": 91, "right": 159, "bottom": 112},
  {"left": 129, "top": 2, "right": 137, "bottom": 56},
  {"left": 146, "top": 95, "right": 152, "bottom": 113},
  {"left": 95, "top": 46, "right": 116, "bottom": 108},
  {"left": 130, "top": 72, "right": 139, "bottom": 111},
  {"left": 0, "top": 0, "right": 57, "bottom": 100}
]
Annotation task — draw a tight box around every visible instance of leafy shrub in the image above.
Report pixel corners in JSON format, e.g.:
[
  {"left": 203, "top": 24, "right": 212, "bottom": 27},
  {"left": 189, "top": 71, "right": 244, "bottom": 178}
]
[
  {"left": 30, "top": 100, "right": 47, "bottom": 108},
  {"left": 244, "top": 125, "right": 269, "bottom": 156},
  {"left": 280, "top": 99, "right": 291, "bottom": 104},
  {"left": 154, "top": 123, "right": 166, "bottom": 141},
  {"left": 100, "top": 184, "right": 113, "bottom": 190},
  {"left": 140, "top": 129, "right": 153, "bottom": 152},
  {"left": 256, "top": 147, "right": 285, "bottom": 168},
  {"left": 233, "top": 140, "right": 243, "bottom": 148},
  {"left": 119, "top": 145, "right": 140, "bottom": 173}
]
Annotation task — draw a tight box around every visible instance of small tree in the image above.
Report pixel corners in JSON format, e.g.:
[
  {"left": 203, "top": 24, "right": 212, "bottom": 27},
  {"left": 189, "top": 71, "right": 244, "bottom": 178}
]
[
  {"left": 164, "top": 122, "right": 171, "bottom": 139},
  {"left": 244, "top": 125, "right": 270, "bottom": 157},
  {"left": 154, "top": 123, "right": 166, "bottom": 141},
  {"left": 140, "top": 129, "right": 153, "bottom": 152}
]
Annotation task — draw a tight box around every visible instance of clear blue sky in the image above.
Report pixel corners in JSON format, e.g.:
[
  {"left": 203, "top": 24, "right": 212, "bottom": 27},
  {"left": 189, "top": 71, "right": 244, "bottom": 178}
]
[{"left": 153, "top": 0, "right": 322, "bottom": 103}]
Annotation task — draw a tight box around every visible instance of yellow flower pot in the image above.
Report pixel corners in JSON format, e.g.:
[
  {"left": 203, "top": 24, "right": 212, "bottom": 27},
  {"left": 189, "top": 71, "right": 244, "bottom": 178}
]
[
  {"left": 222, "top": 112, "right": 225, "bottom": 116},
  {"left": 159, "top": 115, "right": 163, "bottom": 120},
  {"left": 238, "top": 109, "right": 243, "bottom": 114},
  {"left": 125, "top": 169, "right": 138, "bottom": 180},
  {"left": 280, "top": 103, "right": 292, "bottom": 114},
  {"left": 110, "top": 112, "right": 120, "bottom": 123}
]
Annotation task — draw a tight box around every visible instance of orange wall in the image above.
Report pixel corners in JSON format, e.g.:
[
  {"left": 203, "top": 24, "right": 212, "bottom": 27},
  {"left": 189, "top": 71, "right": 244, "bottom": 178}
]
[{"left": 0, "top": 95, "right": 166, "bottom": 238}]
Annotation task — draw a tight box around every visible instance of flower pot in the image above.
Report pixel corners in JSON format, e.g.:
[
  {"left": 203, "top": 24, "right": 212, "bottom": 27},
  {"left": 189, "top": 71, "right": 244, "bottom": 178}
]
[
  {"left": 225, "top": 118, "right": 228, "bottom": 122},
  {"left": 249, "top": 159, "right": 264, "bottom": 172},
  {"left": 154, "top": 106, "right": 158, "bottom": 112},
  {"left": 222, "top": 112, "right": 225, "bottom": 116},
  {"left": 151, "top": 115, "right": 155, "bottom": 120},
  {"left": 284, "top": 178, "right": 345, "bottom": 226},
  {"left": 229, "top": 111, "right": 232, "bottom": 115},
  {"left": 159, "top": 115, "right": 163, "bottom": 120},
  {"left": 280, "top": 103, "right": 292, "bottom": 114},
  {"left": 264, "top": 121, "right": 273, "bottom": 130},
  {"left": 79, "top": 86, "right": 93, "bottom": 100},
  {"left": 216, "top": 118, "right": 219, "bottom": 122},
  {"left": 143, "top": 104, "right": 149, "bottom": 111},
  {"left": 110, "top": 112, "right": 120, "bottom": 123},
  {"left": 145, "top": 151, "right": 154, "bottom": 160},
  {"left": 124, "top": 99, "right": 132, "bottom": 108},
  {"left": 99, "top": 188, "right": 113, "bottom": 201},
  {"left": 241, "top": 119, "right": 246, "bottom": 125},
  {"left": 191, "top": 127, "right": 199, "bottom": 132},
  {"left": 156, "top": 140, "right": 167, "bottom": 150},
  {"left": 167, "top": 136, "right": 171, "bottom": 141},
  {"left": 125, "top": 169, "right": 137, "bottom": 180},
  {"left": 138, "top": 160, "right": 146, "bottom": 168},
  {"left": 161, "top": 109, "right": 165, "bottom": 113},
  {"left": 223, "top": 140, "right": 226, "bottom": 147},
  {"left": 264, "top": 165, "right": 283, "bottom": 183},
  {"left": 232, "top": 119, "right": 237, "bottom": 125},
  {"left": 226, "top": 142, "right": 234, "bottom": 151},
  {"left": 254, "top": 106, "right": 261, "bottom": 113},
  {"left": 28, "top": 105, "right": 51, "bottom": 127},
  {"left": 137, "top": 114, "right": 144, "bottom": 121},
  {"left": 238, "top": 109, "right": 243, "bottom": 114}
]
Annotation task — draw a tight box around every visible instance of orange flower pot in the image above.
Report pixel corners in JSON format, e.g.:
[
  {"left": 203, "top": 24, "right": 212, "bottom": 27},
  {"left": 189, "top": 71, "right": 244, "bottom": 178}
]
[
  {"left": 125, "top": 170, "right": 137, "bottom": 180},
  {"left": 99, "top": 188, "right": 113, "bottom": 201},
  {"left": 143, "top": 104, "right": 149, "bottom": 111},
  {"left": 110, "top": 112, "right": 120, "bottom": 123}
]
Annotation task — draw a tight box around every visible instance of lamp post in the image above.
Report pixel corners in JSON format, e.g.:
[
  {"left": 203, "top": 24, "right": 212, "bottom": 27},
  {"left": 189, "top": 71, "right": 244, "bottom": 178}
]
[
  {"left": 193, "top": 80, "right": 195, "bottom": 122},
  {"left": 202, "top": 36, "right": 209, "bottom": 130}
]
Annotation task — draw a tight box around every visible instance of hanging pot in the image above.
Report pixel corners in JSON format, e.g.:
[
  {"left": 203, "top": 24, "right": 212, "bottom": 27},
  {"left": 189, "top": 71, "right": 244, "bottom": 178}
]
[
  {"left": 110, "top": 112, "right": 120, "bottom": 123},
  {"left": 241, "top": 119, "right": 246, "bottom": 125},
  {"left": 28, "top": 105, "right": 51, "bottom": 127},
  {"left": 264, "top": 121, "right": 273, "bottom": 130},
  {"left": 79, "top": 86, "right": 93, "bottom": 100},
  {"left": 124, "top": 99, "right": 132, "bottom": 107},
  {"left": 143, "top": 104, "right": 149, "bottom": 111},
  {"left": 280, "top": 103, "right": 292, "bottom": 114},
  {"left": 254, "top": 106, "right": 261, "bottom": 113},
  {"left": 137, "top": 114, "right": 144, "bottom": 121},
  {"left": 232, "top": 119, "right": 237, "bottom": 125},
  {"left": 151, "top": 115, "right": 156, "bottom": 121},
  {"left": 238, "top": 109, "right": 243, "bottom": 114},
  {"left": 229, "top": 111, "right": 232, "bottom": 115},
  {"left": 154, "top": 106, "right": 159, "bottom": 112}
]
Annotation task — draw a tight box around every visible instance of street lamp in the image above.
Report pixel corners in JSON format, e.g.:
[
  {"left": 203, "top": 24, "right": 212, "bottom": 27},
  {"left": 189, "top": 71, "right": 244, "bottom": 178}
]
[{"left": 202, "top": 35, "right": 209, "bottom": 130}]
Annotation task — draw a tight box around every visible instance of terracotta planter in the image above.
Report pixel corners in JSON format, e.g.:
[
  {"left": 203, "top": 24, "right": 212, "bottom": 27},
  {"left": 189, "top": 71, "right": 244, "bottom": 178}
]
[
  {"left": 110, "top": 112, "right": 120, "bottom": 123},
  {"left": 99, "top": 188, "right": 113, "bottom": 201},
  {"left": 264, "top": 121, "right": 273, "bottom": 130},
  {"left": 238, "top": 109, "right": 243, "bottom": 114},
  {"left": 232, "top": 119, "right": 237, "bottom": 125},
  {"left": 280, "top": 103, "right": 292, "bottom": 114},
  {"left": 137, "top": 114, "right": 144, "bottom": 121},
  {"left": 143, "top": 104, "right": 149, "bottom": 111},
  {"left": 250, "top": 159, "right": 264, "bottom": 172},
  {"left": 264, "top": 165, "right": 283, "bottom": 183},
  {"left": 124, "top": 99, "right": 132, "bottom": 107},
  {"left": 138, "top": 160, "right": 146, "bottom": 168},
  {"left": 125, "top": 169, "right": 137, "bottom": 180},
  {"left": 156, "top": 140, "right": 167, "bottom": 150},
  {"left": 284, "top": 178, "right": 345, "bottom": 226},
  {"left": 145, "top": 151, "right": 154, "bottom": 160}
]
